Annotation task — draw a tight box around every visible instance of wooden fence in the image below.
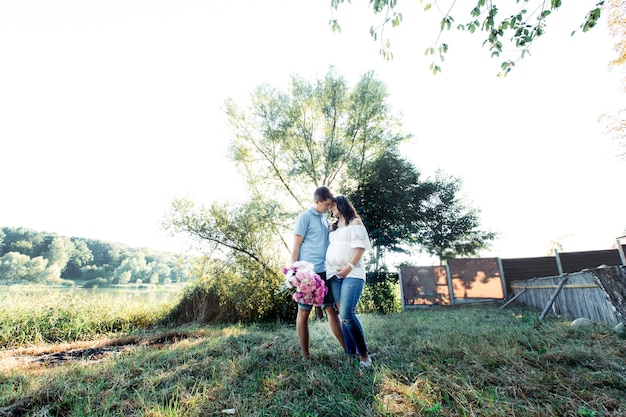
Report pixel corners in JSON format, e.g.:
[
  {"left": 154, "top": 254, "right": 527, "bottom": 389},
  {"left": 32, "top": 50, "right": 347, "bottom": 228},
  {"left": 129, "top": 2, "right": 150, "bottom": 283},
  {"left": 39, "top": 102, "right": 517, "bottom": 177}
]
[
  {"left": 398, "top": 240, "right": 626, "bottom": 325},
  {"left": 508, "top": 266, "right": 626, "bottom": 326},
  {"left": 500, "top": 245, "right": 626, "bottom": 294},
  {"left": 399, "top": 258, "right": 505, "bottom": 307}
]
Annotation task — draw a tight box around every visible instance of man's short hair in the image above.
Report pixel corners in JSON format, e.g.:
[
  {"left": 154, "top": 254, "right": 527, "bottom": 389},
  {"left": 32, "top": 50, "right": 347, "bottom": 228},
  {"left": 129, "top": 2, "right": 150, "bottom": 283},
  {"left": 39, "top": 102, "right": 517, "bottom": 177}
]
[{"left": 314, "top": 186, "right": 333, "bottom": 202}]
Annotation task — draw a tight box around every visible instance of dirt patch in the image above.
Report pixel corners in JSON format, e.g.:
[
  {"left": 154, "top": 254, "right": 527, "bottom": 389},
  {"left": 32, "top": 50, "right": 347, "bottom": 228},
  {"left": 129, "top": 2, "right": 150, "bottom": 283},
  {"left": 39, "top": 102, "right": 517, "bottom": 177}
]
[
  {"left": 0, "top": 331, "right": 198, "bottom": 417},
  {"left": 0, "top": 330, "right": 192, "bottom": 371}
]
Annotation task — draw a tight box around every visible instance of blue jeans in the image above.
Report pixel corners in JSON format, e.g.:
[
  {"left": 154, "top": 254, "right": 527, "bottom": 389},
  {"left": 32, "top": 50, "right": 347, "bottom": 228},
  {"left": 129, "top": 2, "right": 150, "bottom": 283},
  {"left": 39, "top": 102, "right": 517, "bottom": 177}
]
[{"left": 329, "top": 276, "right": 368, "bottom": 356}]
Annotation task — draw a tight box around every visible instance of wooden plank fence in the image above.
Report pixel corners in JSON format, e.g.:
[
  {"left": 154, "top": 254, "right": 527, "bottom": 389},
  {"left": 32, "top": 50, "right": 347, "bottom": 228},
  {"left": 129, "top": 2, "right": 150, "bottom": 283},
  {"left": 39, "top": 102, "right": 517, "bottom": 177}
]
[
  {"left": 508, "top": 266, "right": 626, "bottom": 325},
  {"left": 398, "top": 238, "right": 626, "bottom": 325}
]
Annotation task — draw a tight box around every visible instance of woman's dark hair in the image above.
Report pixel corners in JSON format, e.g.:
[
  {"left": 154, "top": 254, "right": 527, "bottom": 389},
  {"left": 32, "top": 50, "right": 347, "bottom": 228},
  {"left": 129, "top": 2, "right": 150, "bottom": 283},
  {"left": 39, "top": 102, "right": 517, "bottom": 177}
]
[{"left": 332, "top": 196, "right": 358, "bottom": 230}]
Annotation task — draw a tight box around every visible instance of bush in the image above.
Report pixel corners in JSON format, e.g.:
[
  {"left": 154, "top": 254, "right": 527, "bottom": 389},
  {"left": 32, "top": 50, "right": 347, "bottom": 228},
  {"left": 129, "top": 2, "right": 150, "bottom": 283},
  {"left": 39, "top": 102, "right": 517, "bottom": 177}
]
[
  {"left": 166, "top": 264, "right": 402, "bottom": 324},
  {"left": 82, "top": 278, "right": 109, "bottom": 289},
  {"left": 166, "top": 259, "right": 295, "bottom": 325},
  {"left": 357, "top": 272, "right": 401, "bottom": 314}
]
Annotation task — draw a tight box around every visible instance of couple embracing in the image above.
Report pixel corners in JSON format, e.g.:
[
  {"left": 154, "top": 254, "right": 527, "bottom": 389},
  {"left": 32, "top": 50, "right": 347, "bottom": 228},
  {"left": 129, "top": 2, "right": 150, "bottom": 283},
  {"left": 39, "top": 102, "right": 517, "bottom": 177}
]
[{"left": 290, "top": 186, "right": 373, "bottom": 367}]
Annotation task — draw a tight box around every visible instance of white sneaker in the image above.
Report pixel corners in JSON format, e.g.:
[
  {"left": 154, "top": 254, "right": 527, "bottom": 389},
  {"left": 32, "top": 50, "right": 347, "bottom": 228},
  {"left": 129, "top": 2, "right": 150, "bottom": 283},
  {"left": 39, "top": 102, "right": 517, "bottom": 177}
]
[{"left": 359, "top": 357, "right": 372, "bottom": 367}]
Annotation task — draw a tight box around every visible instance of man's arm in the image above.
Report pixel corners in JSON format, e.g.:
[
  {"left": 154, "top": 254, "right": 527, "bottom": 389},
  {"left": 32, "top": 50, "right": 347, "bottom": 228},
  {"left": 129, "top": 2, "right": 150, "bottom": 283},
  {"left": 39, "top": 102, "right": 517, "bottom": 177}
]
[{"left": 291, "top": 234, "right": 304, "bottom": 264}]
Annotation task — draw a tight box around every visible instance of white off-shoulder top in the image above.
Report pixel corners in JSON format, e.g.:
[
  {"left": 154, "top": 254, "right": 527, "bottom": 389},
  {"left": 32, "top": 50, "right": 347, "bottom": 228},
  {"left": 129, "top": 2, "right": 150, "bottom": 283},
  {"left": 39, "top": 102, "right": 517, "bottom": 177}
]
[{"left": 325, "top": 223, "right": 372, "bottom": 280}]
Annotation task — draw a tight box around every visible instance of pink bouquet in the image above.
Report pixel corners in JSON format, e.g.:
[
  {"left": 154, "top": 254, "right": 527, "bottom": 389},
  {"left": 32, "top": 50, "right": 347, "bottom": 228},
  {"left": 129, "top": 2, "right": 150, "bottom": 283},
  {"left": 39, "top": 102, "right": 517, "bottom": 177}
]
[{"left": 280, "top": 261, "right": 328, "bottom": 307}]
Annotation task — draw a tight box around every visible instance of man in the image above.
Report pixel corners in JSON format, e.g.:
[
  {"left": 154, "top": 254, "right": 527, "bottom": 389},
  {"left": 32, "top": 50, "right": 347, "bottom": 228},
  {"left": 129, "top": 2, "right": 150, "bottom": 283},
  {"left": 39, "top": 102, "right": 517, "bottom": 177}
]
[{"left": 291, "top": 186, "right": 345, "bottom": 359}]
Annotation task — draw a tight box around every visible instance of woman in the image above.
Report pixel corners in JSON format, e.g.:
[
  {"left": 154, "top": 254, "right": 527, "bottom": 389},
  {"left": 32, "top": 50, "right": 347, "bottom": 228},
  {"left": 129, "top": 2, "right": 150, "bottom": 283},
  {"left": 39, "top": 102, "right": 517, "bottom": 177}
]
[{"left": 325, "top": 195, "right": 373, "bottom": 367}]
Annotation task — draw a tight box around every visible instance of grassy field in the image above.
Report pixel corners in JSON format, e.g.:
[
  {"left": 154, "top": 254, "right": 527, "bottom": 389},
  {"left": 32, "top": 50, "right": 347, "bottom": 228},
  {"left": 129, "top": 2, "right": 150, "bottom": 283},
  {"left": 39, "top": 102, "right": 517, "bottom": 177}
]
[
  {"left": 0, "top": 285, "right": 182, "bottom": 348},
  {"left": 1, "top": 289, "right": 625, "bottom": 416}
]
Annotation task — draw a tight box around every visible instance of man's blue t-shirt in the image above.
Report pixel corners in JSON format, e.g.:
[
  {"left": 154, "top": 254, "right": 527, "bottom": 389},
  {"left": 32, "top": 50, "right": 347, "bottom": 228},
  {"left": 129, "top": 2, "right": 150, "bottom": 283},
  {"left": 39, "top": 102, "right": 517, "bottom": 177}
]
[{"left": 294, "top": 207, "right": 330, "bottom": 273}]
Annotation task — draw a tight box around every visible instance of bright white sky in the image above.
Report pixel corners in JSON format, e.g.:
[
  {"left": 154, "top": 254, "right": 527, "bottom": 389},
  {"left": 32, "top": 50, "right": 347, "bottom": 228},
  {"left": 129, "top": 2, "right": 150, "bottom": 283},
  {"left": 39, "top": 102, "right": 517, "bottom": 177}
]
[{"left": 1, "top": 1, "right": 624, "bottom": 265}]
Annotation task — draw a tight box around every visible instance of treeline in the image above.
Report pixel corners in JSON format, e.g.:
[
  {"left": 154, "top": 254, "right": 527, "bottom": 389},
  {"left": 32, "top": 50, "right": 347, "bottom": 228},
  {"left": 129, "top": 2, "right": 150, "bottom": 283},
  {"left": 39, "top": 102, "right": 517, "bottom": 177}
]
[{"left": 0, "top": 227, "right": 190, "bottom": 287}]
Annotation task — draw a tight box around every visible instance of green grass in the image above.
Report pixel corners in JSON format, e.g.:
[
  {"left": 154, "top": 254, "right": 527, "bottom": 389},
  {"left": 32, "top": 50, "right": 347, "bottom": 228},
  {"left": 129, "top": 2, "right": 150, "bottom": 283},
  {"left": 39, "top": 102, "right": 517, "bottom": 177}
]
[
  {"left": 0, "top": 285, "right": 179, "bottom": 348},
  {"left": 1, "top": 293, "right": 625, "bottom": 416}
]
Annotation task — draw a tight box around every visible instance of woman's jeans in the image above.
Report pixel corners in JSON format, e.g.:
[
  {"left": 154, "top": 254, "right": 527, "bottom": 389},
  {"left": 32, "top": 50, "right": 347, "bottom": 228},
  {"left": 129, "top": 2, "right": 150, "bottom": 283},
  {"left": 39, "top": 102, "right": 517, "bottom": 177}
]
[{"left": 329, "top": 276, "right": 368, "bottom": 356}]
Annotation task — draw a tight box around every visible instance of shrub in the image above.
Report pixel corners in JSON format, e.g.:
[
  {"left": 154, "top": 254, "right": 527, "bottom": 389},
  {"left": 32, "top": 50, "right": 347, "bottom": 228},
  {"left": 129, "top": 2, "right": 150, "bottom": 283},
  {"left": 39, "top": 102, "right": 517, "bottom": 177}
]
[
  {"left": 357, "top": 272, "right": 401, "bottom": 314},
  {"left": 82, "top": 278, "right": 108, "bottom": 289},
  {"left": 166, "top": 258, "right": 295, "bottom": 325}
]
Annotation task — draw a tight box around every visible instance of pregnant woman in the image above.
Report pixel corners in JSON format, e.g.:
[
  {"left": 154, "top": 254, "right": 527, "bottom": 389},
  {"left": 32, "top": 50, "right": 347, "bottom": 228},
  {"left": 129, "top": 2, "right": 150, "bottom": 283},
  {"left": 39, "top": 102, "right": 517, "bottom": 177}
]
[{"left": 326, "top": 195, "right": 373, "bottom": 367}]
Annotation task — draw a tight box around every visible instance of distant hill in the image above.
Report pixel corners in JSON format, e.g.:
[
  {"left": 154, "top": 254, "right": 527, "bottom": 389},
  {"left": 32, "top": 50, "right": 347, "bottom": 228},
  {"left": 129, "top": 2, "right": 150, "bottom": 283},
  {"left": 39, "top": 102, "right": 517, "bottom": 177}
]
[{"left": 0, "top": 226, "right": 191, "bottom": 286}]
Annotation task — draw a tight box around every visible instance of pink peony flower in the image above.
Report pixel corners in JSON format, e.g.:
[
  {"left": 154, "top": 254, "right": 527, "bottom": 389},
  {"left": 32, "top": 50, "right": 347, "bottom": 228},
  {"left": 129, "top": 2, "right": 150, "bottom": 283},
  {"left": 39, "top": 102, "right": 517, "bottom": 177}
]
[{"left": 279, "top": 261, "right": 327, "bottom": 307}]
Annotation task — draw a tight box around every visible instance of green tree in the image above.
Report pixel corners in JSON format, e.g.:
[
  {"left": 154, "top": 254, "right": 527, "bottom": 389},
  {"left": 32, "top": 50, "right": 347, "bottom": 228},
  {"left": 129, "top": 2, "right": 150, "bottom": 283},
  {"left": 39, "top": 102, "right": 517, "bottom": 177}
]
[
  {"left": 0, "top": 227, "right": 189, "bottom": 285},
  {"left": 23, "top": 256, "right": 52, "bottom": 283},
  {"left": 10, "top": 240, "right": 34, "bottom": 257},
  {"left": 329, "top": 0, "right": 606, "bottom": 75},
  {"left": 148, "top": 272, "right": 159, "bottom": 285},
  {"left": 149, "top": 262, "right": 171, "bottom": 285},
  {"left": 86, "top": 240, "right": 128, "bottom": 269},
  {"left": 169, "top": 256, "right": 191, "bottom": 283},
  {"left": 118, "top": 270, "right": 131, "bottom": 285},
  {"left": 112, "top": 255, "right": 148, "bottom": 284},
  {"left": 168, "top": 67, "right": 408, "bottom": 269},
  {"left": 63, "top": 239, "right": 94, "bottom": 279},
  {"left": 217, "top": 67, "right": 409, "bottom": 283},
  {"left": 165, "top": 196, "right": 285, "bottom": 275},
  {"left": 80, "top": 264, "right": 111, "bottom": 282},
  {"left": 0, "top": 252, "right": 58, "bottom": 283},
  {"left": 418, "top": 172, "right": 497, "bottom": 262},
  {"left": 226, "top": 66, "right": 407, "bottom": 209},
  {"left": 40, "top": 261, "right": 62, "bottom": 283},
  {"left": 0, "top": 227, "right": 46, "bottom": 258},
  {"left": 348, "top": 149, "right": 438, "bottom": 269},
  {"left": 164, "top": 196, "right": 291, "bottom": 322},
  {"left": 0, "top": 252, "right": 30, "bottom": 282},
  {"left": 349, "top": 151, "right": 495, "bottom": 267},
  {"left": 44, "top": 236, "right": 73, "bottom": 272}
]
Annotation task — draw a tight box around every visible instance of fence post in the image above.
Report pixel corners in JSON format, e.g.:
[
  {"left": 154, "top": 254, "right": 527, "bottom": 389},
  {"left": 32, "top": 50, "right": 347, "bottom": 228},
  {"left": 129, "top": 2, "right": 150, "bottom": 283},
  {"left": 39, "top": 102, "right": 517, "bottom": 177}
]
[
  {"left": 498, "top": 288, "right": 526, "bottom": 310},
  {"left": 399, "top": 268, "right": 406, "bottom": 311},
  {"left": 539, "top": 275, "right": 568, "bottom": 321},
  {"left": 497, "top": 257, "right": 507, "bottom": 300},
  {"left": 616, "top": 237, "right": 626, "bottom": 266},
  {"left": 554, "top": 249, "right": 564, "bottom": 275},
  {"left": 445, "top": 264, "right": 455, "bottom": 306}
]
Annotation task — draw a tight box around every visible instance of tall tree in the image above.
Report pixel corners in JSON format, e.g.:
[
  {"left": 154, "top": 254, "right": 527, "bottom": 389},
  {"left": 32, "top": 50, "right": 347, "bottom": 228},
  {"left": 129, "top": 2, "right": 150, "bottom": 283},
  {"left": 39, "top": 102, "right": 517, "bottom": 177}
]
[
  {"left": 0, "top": 227, "right": 46, "bottom": 258},
  {"left": 0, "top": 252, "right": 58, "bottom": 283},
  {"left": 44, "top": 236, "right": 73, "bottom": 272},
  {"left": 418, "top": 172, "right": 497, "bottom": 262},
  {"left": 0, "top": 252, "right": 30, "bottom": 282},
  {"left": 70, "top": 239, "right": 94, "bottom": 267},
  {"left": 148, "top": 262, "right": 171, "bottom": 285},
  {"left": 225, "top": 67, "right": 407, "bottom": 210},
  {"left": 349, "top": 151, "right": 495, "bottom": 267},
  {"left": 112, "top": 257, "right": 147, "bottom": 284},
  {"left": 64, "top": 239, "right": 94, "bottom": 279},
  {"left": 164, "top": 196, "right": 295, "bottom": 322},
  {"left": 329, "top": 0, "right": 606, "bottom": 75},
  {"left": 348, "top": 149, "right": 438, "bottom": 269}
]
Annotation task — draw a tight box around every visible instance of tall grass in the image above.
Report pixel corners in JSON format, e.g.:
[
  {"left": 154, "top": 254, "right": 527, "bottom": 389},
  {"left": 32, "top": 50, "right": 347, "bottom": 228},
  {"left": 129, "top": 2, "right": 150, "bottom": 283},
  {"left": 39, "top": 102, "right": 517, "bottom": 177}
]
[
  {"left": 0, "top": 286, "right": 179, "bottom": 348},
  {"left": 1, "top": 299, "right": 625, "bottom": 416}
]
